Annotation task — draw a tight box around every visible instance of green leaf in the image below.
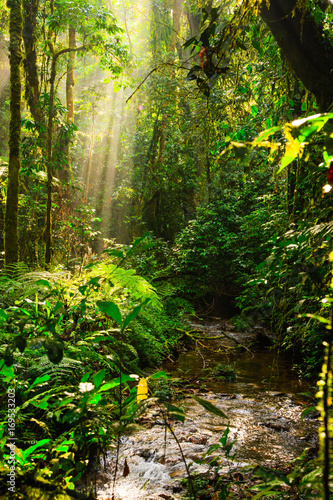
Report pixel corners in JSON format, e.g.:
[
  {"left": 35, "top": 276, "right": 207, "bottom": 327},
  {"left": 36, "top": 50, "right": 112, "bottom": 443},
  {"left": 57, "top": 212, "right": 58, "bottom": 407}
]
[
  {"left": 88, "top": 393, "right": 102, "bottom": 405},
  {"left": 93, "top": 369, "right": 106, "bottom": 389},
  {"left": 28, "top": 374, "right": 50, "bottom": 391},
  {"left": 0, "top": 309, "right": 8, "bottom": 321},
  {"left": 191, "top": 395, "right": 228, "bottom": 419},
  {"left": 36, "top": 279, "right": 52, "bottom": 289},
  {"left": 102, "top": 248, "right": 125, "bottom": 258},
  {"left": 98, "top": 374, "right": 133, "bottom": 392},
  {"left": 149, "top": 371, "right": 168, "bottom": 380},
  {"left": 52, "top": 301, "right": 64, "bottom": 314},
  {"left": 165, "top": 403, "right": 185, "bottom": 422},
  {"left": 182, "top": 36, "right": 197, "bottom": 50},
  {"left": 123, "top": 298, "right": 151, "bottom": 329},
  {"left": 80, "top": 372, "right": 91, "bottom": 383},
  {"left": 251, "top": 486, "right": 281, "bottom": 499},
  {"left": 22, "top": 439, "right": 50, "bottom": 459},
  {"left": 252, "top": 126, "right": 280, "bottom": 145},
  {"left": 97, "top": 301, "right": 122, "bottom": 326},
  {"left": 276, "top": 153, "right": 296, "bottom": 173},
  {"left": 251, "top": 105, "right": 258, "bottom": 117}
]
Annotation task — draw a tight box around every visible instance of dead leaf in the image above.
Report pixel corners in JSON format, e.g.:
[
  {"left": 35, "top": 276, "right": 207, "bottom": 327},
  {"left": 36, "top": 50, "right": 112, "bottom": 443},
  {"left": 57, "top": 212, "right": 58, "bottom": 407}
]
[{"left": 123, "top": 458, "right": 130, "bottom": 477}]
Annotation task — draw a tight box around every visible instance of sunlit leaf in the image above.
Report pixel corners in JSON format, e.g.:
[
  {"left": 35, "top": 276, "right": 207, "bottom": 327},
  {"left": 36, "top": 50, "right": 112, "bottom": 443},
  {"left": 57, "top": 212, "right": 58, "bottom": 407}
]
[
  {"left": 191, "top": 395, "right": 228, "bottom": 419},
  {"left": 123, "top": 298, "right": 150, "bottom": 329},
  {"left": 149, "top": 371, "right": 168, "bottom": 380},
  {"left": 97, "top": 300, "right": 122, "bottom": 326},
  {"left": 251, "top": 105, "right": 258, "bottom": 117},
  {"left": 98, "top": 374, "right": 133, "bottom": 392},
  {"left": 27, "top": 374, "right": 50, "bottom": 391}
]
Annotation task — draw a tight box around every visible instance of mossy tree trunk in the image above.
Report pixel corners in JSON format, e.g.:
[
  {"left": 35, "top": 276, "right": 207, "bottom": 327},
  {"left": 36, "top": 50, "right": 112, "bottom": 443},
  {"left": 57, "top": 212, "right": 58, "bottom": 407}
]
[
  {"left": 45, "top": 56, "right": 56, "bottom": 266},
  {"left": 260, "top": 0, "right": 333, "bottom": 111},
  {"left": 66, "top": 27, "right": 76, "bottom": 124},
  {"left": 23, "top": 0, "right": 43, "bottom": 125},
  {"left": 5, "top": 0, "right": 23, "bottom": 265}
]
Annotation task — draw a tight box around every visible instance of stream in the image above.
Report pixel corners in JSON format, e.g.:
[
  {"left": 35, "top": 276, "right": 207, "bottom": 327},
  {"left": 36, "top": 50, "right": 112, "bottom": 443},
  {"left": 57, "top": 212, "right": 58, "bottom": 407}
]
[{"left": 96, "top": 318, "right": 319, "bottom": 500}]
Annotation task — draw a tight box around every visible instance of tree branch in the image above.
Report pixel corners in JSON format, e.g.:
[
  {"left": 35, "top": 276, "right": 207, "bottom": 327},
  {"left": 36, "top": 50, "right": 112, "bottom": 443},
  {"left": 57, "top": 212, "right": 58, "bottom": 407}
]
[{"left": 260, "top": 0, "right": 333, "bottom": 111}]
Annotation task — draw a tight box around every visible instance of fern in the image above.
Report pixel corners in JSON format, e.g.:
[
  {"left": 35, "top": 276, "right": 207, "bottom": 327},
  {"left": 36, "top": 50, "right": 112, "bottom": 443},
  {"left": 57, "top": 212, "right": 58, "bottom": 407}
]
[
  {"left": 89, "top": 260, "right": 162, "bottom": 309},
  {"left": 28, "top": 356, "right": 84, "bottom": 386},
  {"left": 0, "top": 264, "right": 65, "bottom": 304}
]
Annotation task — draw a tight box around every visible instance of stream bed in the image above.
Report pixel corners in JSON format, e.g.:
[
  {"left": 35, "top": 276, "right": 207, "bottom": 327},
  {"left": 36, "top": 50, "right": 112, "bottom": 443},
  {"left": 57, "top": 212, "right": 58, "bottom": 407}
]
[{"left": 96, "top": 318, "right": 319, "bottom": 500}]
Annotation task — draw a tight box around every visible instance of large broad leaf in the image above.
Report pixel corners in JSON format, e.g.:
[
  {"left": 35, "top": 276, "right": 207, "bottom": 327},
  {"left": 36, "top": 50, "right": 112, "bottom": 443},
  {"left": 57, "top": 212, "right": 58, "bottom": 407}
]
[
  {"left": 165, "top": 403, "right": 185, "bottom": 423},
  {"left": 123, "top": 298, "right": 151, "bottom": 329},
  {"left": 36, "top": 279, "right": 52, "bottom": 289},
  {"left": 98, "top": 374, "right": 133, "bottom": 392},
  {"left": 97, "top": 301, "right": 122, "bottom": 326},
  {"left": 277, "top": 152, "right": 297, "bottom": 173},
  {"left": 191, "top": 395, "right": 228, "bottom": 419},
  {"left": 93, "top": 369, "right": 106, "bottom": 389},
  {"left": 27, "top": 374, "right": 50, "bottom": 391},
  {"left": 252, "top": 126, "right": 280, "bottom": 145},
  {"left": 0, "top": 309, "right": 8, "bottom": 321}
]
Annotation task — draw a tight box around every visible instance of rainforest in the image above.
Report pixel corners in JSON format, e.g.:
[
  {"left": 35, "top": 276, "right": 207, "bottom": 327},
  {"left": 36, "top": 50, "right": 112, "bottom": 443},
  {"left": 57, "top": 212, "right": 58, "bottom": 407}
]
[{"left": 0, "top": 0, "right": 333, "bottom": 498}]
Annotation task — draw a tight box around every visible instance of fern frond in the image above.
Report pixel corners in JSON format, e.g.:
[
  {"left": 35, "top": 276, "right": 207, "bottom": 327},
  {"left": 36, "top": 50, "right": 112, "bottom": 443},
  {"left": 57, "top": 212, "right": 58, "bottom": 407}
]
[
  {"left": 28, "top": 356, "right": 84, "bottom": 385},
  {"left": 93, "top": 261, "right": 162, "bottom": 309}
]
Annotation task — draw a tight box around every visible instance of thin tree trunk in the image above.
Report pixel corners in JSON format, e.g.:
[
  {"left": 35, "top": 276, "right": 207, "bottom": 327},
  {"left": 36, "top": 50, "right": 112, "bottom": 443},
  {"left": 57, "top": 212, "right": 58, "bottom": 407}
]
[
  {"left": 5, "top": 0, "right": 23, "bottom": 265},
  {"left": 121, "top": 0, "right": 132, "bottom": 54},
  {"left": 85, "top": 111, "right": 95, "bottom": 200},
  {"left": 45, "top": 56, "right": 56, "bottom": 266},
  {"left": 66, "top": 26, "right": 75, "bottom": 123}
]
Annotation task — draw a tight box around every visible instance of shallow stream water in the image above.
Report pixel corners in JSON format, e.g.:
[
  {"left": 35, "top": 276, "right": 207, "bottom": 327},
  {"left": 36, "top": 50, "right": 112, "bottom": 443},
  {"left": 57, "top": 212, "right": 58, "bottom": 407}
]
[{"left": 96, "top": 318, "right": 318, "bottom": 500}]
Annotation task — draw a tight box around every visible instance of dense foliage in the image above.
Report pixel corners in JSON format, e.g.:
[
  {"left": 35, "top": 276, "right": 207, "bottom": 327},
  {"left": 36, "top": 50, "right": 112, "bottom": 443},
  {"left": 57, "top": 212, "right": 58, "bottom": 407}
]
[{"left": 1, "top": 0, "right": 333, "bottom": 496}]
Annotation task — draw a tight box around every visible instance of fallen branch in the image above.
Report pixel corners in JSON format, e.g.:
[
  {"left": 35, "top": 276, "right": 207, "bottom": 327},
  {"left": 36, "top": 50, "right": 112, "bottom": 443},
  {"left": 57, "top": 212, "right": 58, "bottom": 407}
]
[{"left": 182, "top": 329, "right": 254, "bottom": 357}]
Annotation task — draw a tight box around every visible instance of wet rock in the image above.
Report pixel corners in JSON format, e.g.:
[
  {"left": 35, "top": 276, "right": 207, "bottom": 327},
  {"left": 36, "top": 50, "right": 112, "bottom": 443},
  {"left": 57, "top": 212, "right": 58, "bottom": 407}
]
[
  {"left": 140, "top": 450, "right": 154, "bottom": 460},
  {"left": 218, "top": 393, "right": 237, "bottom": 399},
  {"left": 260, "top": 420, "right": 290, "bottom": 432},
  {"left": 265, "top": 391, "right": 287, "bottom": 397},
  {"left": 187, "top": 434, "right": 208, "bottom": 444}
]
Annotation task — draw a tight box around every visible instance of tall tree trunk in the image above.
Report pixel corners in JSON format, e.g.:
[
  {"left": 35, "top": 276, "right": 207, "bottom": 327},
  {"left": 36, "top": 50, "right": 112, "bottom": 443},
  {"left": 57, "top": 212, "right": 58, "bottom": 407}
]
[
  {"left": 171, "top": 0, "right": 182, "bottom": 56},
  {"left": 66, "top": 26, "right": 75, "bottom": 123},
  {"left": 23, "top": 0, "right": 43, "bottom": 125},
  {"left": 5, "top": 0, "right": 23, "bottom": 265},
  {"left": 45, "top": 56, "right": 56, "bottom": 266},
  {"left": 121, "top": 0, "right": 132, "bottom": 54},
  {"left": 62, "top": 26, "right": 76, "bottom": 182},
  {"left": 85, "top": 111, "right": 95, "bottom": 200}
]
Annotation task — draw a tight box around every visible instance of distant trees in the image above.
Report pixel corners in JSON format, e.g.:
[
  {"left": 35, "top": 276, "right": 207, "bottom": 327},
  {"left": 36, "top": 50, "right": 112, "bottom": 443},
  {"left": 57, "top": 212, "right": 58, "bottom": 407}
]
[
  {"left": 5, "top": 0, "right": 22, "bottom": 265},
  {"left": 3, "top": 0, "right": 126, "bottom": 266}
]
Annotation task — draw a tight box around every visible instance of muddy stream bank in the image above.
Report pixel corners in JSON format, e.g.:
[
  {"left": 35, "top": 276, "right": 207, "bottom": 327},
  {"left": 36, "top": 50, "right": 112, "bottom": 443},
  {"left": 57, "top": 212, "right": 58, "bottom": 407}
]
[{"left": 96, "top": 318, "right": 318, "bottom": 500}]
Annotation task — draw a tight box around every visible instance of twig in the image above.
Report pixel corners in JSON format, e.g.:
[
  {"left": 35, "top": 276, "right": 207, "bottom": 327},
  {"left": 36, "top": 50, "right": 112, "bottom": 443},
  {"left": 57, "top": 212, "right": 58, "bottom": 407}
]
[
  {"left": 195, "top": 340, "right": 206, "bottom": 369},
  {"left": 165, "top": 420, "right": 196, "bottom": 500}
]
